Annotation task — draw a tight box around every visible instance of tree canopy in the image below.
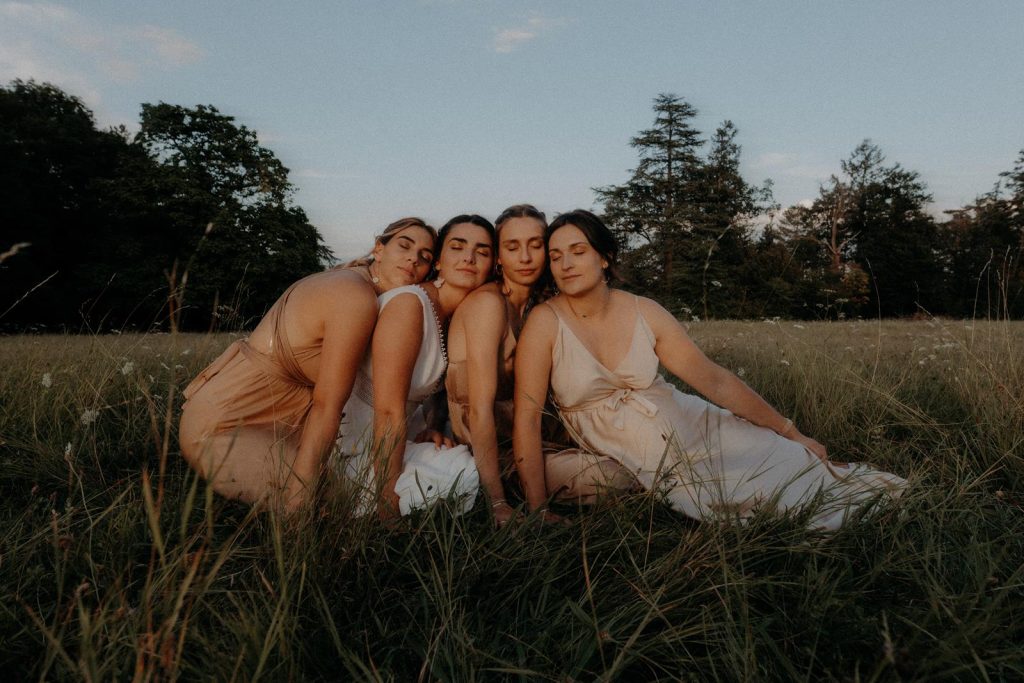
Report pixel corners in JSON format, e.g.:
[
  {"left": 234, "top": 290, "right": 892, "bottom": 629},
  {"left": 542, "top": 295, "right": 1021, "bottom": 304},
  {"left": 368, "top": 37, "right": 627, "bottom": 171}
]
[
  {"left": 0, "top": 81, "right": 332, "bottom": 332},
  {"left": 596, "top": 94, "right": 1023, "bottom": 319}
]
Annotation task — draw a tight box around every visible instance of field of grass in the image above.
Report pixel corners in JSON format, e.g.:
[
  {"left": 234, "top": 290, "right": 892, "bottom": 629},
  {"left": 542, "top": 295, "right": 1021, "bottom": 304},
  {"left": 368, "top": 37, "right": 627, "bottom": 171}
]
[{"left": 1, "top": 319, "right": 1022, "bottom": 681}]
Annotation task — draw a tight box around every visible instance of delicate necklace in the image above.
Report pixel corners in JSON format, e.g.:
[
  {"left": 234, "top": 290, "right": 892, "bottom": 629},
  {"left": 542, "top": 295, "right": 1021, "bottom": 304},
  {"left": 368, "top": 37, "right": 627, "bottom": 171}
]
[{"left": 565, "top": 289, "right": 610, "bottom": 320}]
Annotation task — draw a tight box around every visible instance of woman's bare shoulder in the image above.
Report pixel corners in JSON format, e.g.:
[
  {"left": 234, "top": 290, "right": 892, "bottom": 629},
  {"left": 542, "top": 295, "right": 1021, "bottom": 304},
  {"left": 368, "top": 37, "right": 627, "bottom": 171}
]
[
  {"left": 457, "top": 283, "right": 507, "bottom": 317},
  {"left": 521, "top": 300, "right": 559, "bottom": 338},
  {"left": 632, "top": 293, "right": 689, "bottom": 340},
  {"left": 292, "top": 270, "right": 378, "bottom": 317}
]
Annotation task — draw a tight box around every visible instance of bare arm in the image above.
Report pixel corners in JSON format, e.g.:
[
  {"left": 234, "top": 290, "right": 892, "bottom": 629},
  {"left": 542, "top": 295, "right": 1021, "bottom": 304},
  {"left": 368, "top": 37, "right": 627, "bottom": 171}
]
[
  {"left": 286, "top": 279, "right": 378, "bottom": 510},
  {"left": 370, "top": 292, "right": 425, "bottom": 516},
  {"left": 640, "top": 298, "right": 827, "bottom": 459},
  {"left": 458, "top": 290, "right": 508, "bottom": 505},
  {"left": 513, "top": 305, "right": 558, "bottom": 511}
]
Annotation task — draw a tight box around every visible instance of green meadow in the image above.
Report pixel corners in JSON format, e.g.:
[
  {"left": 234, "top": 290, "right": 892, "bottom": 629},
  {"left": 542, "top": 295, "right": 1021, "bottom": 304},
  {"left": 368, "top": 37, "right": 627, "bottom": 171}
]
[{"left": 1, "top": 320, "right": 1022, "bottom": 681}]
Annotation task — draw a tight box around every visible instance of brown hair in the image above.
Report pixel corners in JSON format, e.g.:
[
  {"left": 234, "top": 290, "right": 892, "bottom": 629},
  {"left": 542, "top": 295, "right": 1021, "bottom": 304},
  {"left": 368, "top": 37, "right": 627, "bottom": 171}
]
[
  {"left": 495, "top": 204, "right": 553, "bottom": 309},
  {"left": 546, "top": 209, "right": 622, "bottom": 283}
]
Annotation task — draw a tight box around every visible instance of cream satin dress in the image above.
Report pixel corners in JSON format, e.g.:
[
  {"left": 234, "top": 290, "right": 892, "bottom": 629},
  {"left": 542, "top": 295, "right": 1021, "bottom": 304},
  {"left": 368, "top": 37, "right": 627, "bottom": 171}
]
[{"left": 548, "top": 297, "right": 906, "bottom": 531}]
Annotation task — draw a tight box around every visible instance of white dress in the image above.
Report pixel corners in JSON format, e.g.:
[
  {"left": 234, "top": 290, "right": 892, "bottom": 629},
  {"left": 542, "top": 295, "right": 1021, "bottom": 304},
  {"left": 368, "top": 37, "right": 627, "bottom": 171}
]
[{"left": 334, "top": 285, "right": 479, "bottom": 515}]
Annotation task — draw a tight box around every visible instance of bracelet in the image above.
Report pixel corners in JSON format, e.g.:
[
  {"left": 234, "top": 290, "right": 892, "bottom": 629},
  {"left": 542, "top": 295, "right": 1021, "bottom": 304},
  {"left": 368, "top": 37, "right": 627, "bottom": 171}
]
[
  {"left": 779, "top": 418, "right": 795, "bottom": 437},
  {"left": 491, "top": 499, "right": 508, "bottom": 509}
]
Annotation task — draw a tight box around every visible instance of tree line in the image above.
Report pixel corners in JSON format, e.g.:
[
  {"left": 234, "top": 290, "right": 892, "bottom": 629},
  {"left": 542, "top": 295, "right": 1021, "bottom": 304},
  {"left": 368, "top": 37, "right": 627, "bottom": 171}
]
[
  {"left": 1, "top": 80, "right": 331, "bottom": 332},
  {"left": 2, "top": 83, "right": 1022, "bottom": 331},
  {"left": 600, "top": 94, "right": 1024, "bottom": 320}
]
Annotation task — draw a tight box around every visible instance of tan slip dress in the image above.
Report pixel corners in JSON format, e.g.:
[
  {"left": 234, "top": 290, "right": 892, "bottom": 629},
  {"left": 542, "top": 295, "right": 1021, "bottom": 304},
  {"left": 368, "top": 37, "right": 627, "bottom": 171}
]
[
  {"left": 179, "top": 280, "right": 321, "bottom": 503},
  {"left": 446, "top": 296, "right": 636, "bottom": 503}
]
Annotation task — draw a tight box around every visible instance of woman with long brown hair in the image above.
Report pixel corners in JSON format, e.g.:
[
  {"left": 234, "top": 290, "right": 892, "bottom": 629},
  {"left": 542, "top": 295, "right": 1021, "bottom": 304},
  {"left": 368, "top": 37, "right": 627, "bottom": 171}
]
[{"left": 514, "top": 210, "right": 906, "bottom": 530}]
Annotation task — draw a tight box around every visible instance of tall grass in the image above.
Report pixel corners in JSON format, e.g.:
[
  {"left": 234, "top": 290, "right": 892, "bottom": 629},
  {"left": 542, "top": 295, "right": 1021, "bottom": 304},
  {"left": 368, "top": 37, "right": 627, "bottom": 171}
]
[{"left": 1, "top": 320, "right": 1022, "bottom": 681}]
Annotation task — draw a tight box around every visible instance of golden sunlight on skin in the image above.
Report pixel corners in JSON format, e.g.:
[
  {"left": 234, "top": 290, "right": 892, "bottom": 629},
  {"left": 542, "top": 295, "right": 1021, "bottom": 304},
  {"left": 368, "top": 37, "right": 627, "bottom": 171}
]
[
  {"left": 371, "top": 226, "right": 435, "bottom": 290},
  {"left": 547, "top": 224, "right": 609, "bottom": 297},
  {"left": 435, "top": 223, "right": 494, "bottom": 291},
  {"left": 497, "top": 216, "right": 545, "bottom": 289}
]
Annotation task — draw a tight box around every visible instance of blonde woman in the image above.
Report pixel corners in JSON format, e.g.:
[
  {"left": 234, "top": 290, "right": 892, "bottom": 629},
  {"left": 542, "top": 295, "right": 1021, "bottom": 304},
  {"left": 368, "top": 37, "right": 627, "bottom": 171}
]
[{"left": 180, "top": 218, "right": 436, "bottom": 511}]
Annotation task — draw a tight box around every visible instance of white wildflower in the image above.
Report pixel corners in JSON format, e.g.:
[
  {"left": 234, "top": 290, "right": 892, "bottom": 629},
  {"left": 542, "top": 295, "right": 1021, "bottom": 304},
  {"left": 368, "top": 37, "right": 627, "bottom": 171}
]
[
  {"left": 80, "top": 409, "right": 99, "bottom": 426},
  {"left": 120, "top": 361, "right": 134, "bottom": 376},
  {"left": 180, "top": 348, "right": 191, "bottom": 356},
  {"left": 737, "top": 367, "right": 746, "bottom": 377},
  {"left": 41, "top": 372, "right": 52, "bottom": 388},
  {"left": 711, "top": 280, "right": 722, "bottom": 288},
  {"left": 691, "top": 315, "right": 700, "bottom": 322},
  {"left": 793, "top": 324, "right": 805, "bottom": 329},
  {"left": 779, "top": 359, "right": 790, "bottom": 366}
]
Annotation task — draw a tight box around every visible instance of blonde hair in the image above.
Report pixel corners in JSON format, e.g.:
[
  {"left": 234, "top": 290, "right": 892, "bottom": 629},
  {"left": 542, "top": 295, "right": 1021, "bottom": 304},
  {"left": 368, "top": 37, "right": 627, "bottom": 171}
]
[{"left": 345, "top": 217, "right": 437, "bottom": 267}]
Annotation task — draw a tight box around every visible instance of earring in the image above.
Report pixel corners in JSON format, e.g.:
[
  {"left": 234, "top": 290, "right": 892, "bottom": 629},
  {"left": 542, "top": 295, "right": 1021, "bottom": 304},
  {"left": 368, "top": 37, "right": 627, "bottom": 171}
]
[
  {"left": 369, "top": 261, "right": 380, "bottom": 284},
  {"left": 434, "top": 277, "right": 445, "bottom": 288}
]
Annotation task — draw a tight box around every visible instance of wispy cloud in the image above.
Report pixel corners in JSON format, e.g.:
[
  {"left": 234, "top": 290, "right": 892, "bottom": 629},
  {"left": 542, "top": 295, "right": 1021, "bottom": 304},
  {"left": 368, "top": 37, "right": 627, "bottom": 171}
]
[
  {"left": 493, "top": 14, "right": 568, "bottom": 53},
  {"left": 751, "top": 151, "right": 834, "bottom": 181},
  {"left": 0, "top": 2, "right": 203, "bottom": 109}
]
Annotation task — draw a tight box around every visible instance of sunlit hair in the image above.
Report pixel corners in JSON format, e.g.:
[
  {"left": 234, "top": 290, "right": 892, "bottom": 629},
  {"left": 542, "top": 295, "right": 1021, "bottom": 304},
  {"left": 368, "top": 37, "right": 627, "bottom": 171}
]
[
  {"left": 546, "top": 209, "right": 622, "bottom": 284},
  {"left": 432, "top": 214, "right": 497, "bottom": 281},
  {"left": 495, "top": 204, "right": 554, "bottom": 308},
  {"left": 345, "top": 217, "right": 437, "bottom": 268}
]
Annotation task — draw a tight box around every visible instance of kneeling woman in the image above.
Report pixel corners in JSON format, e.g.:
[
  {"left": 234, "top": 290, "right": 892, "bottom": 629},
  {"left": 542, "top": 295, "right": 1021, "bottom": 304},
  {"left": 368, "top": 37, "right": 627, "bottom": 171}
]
[
  {"left": 180, "top": 218, "right": 436, "bottom": 511},
  {"left": 513, "top": 210, "right": 906, "bottom": 531},
  {"left": 334, "top": 215, "right": 496, "bottom": 518}
]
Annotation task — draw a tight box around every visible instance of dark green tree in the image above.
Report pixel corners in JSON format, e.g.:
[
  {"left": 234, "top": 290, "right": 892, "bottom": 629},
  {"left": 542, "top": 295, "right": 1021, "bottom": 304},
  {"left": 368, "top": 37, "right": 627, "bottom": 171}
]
[
  {"left": 137, "top": 103, "right": 332, "bottom": 330},
  {"left": 0, "top": 80, "right": 154, "bottom": 329},
  {"left": 1, "top": 83, "right": 331, "bottom": 331},
  {"left": 595, "top": 94, "right": 771, "bottom": 317},
  {"left": 777, "top": 141, "right": 941, "bottom": 317},
  {"left": 939, "top": 149, "right": 1024, "bottom": 318}
]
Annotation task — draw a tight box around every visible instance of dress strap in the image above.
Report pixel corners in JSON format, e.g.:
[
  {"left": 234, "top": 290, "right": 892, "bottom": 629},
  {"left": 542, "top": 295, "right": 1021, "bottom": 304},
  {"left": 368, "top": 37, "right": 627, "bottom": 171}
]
[{"left": 267, "top": 281, "right": 315, "bottom": 387}]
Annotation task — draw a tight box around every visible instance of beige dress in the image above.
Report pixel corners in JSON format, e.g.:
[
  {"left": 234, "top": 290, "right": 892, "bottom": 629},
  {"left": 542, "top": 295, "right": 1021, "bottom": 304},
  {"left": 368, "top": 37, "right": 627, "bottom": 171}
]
[
  {"left": 179, "top": 279, "right": 319, "bottom": 502},
  {"left": 548, "top": 297, "right": 907, "bottom": 530},
  {"left": 446, "top": 297, "right": 635, "bottom": 503}
]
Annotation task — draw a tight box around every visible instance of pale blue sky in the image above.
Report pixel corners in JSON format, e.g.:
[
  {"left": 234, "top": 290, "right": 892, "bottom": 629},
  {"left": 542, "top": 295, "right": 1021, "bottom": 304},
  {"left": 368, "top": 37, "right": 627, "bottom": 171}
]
[{"left": 2, "top": 1, "right": 1022, "bottom": 258}]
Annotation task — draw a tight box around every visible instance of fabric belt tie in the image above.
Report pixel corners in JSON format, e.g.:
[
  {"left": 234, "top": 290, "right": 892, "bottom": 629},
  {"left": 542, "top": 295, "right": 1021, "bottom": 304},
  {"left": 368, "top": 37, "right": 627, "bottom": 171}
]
[{"left": 559, "top": 387, "right": 659, "bottom": 431}]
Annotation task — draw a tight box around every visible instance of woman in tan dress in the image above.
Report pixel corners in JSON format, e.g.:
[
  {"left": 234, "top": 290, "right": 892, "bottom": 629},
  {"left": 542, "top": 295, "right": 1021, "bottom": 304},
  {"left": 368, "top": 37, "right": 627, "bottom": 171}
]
[
  {"left": 446, "top": 205, "right": 634, "bottom": 526},
  {"left": 514, "top": 210, "right": 906, "bottom": 531},
  {"left": 179, "top": 218, "right": 436, "bottom": 511}
]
